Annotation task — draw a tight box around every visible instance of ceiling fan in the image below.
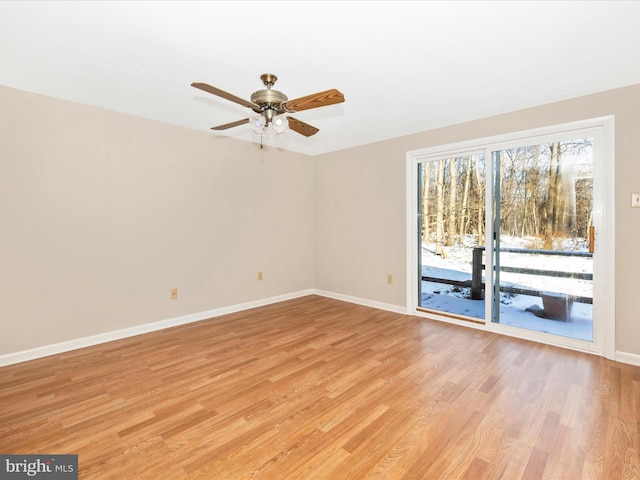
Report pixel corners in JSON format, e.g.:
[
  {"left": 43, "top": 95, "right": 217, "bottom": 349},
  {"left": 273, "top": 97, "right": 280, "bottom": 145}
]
[{"left": 191, "top": 73, "right": 345, "bottom": 137}]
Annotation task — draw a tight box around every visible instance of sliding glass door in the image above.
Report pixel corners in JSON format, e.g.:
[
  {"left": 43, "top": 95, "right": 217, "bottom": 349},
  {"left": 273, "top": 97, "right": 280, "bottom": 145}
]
[{"left": 409, "top": 118, "right": 612, "bottom": 354}]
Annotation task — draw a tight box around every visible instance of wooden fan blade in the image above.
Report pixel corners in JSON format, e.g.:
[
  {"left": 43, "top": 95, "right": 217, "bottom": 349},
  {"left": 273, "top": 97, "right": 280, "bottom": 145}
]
[
  {"left": 211, "top": 118, "right": 249, "bottom": 130},
  {"left": 284, "top": 89, "right": 345, "bottom": 113},
  {"left": 287, "top": 116, "right": 319, "bottom": 137},
  {"left": 191, "top": 82, "right": 259, "bottom": 109}
]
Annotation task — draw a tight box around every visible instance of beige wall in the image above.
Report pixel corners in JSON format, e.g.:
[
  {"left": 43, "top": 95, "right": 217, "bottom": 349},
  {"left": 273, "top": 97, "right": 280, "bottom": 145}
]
[
  {"left": 314, "top": 84, "right": 640, "bottom": 356},
  {"left": 0, "top": 86, "right": 314, "bottom": 355}
]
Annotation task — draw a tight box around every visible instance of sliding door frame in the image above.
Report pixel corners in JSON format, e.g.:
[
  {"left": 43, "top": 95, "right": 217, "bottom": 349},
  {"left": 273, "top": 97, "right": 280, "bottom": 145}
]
[{"left": 406, "top": 116, "right": 615, "bottom": 358}]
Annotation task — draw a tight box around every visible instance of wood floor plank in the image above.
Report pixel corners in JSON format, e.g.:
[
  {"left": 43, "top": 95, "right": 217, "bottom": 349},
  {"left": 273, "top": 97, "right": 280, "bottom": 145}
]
[{"left": 1, "top": 295, "right": 639, "bottom": 479}]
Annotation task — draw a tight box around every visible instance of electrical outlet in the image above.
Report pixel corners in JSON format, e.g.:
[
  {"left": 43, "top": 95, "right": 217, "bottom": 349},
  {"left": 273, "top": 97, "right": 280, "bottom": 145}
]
[
  {"left": 170, "top": 288, "right": 178, "bottom": 300},
  {"left": 632, "top": 192, "right": 640, "bottom": 208},
  {"left": 387, "top": 274, "right": 393, "bottom": 285},
  {"left": 257, "top": 272, "right": 263, "bottom": 281}
]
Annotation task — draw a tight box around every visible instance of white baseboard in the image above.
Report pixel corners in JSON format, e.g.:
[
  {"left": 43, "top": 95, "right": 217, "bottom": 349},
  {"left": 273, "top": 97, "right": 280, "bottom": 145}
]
[
  {"left": 0, "top": 290, "right": 313, "bottom": 367},
  {"left": 615, "top": 350, "right": 640, "bottom": 367},
  {"left": 312, "top": 289, "right": 408, "bottom": 315},
  {"left": 6, "top": 290, "right": 637, "bottom": 369}
]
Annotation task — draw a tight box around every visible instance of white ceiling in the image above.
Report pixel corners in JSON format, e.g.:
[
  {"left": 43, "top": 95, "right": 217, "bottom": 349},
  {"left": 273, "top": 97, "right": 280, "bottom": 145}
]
[{"left": 2, "top": 1, "right": 640, "bottom": 156}]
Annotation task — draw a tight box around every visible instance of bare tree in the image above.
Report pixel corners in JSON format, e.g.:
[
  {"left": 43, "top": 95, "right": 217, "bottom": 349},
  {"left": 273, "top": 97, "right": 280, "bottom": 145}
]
[
  {"left": 542, "top": 142, "right": 563, "bottom": 248},
  {"left": 447, "top": 158, "right": 457, "bottom": 246},
  {"left": 435, "top": 160, "right": 445, "bottom": 255},
  {"left": 475, "top": 156, "right": 484, "bottom": 244},
  {"left": 418, "top": 138, "right": 592, "bottom": 257},
  {"left": 459, "top": 156, "right": 472, "bottom": 242},
  {"left": 421, "top": 162, "right": 430, "bottom": 242}
]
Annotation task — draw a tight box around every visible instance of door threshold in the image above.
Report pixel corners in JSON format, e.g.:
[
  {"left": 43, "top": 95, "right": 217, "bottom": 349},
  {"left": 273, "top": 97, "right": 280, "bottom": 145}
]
[{"left": 416, "top": 307, "right": 485, "bottom": 325}]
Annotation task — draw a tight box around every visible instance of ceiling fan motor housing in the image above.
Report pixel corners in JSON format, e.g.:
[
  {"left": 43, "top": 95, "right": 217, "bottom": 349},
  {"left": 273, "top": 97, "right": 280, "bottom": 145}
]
[
  {"left": 250, "top": 89, "right": 288, "bottom": 117},
  {"left": 250, "top": 73, "right": 288, "bottom": 120}
]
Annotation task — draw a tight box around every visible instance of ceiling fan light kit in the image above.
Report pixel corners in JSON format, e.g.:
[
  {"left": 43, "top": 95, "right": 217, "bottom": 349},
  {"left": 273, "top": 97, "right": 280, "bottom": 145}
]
[
  {"left": 249, "top": 115, "right": 266, "bottom": 134},
  {"left": 271, "top": 115, "right": 289, "bottom": 135},
  {"left": 191, "top": 73, "right": 345, "bottom": 140}
]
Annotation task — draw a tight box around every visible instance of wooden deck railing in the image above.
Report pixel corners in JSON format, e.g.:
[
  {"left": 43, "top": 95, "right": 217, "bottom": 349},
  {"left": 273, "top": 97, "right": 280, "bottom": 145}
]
[{"left": 421, "top": 247, "right": 593, "bottom": 304}]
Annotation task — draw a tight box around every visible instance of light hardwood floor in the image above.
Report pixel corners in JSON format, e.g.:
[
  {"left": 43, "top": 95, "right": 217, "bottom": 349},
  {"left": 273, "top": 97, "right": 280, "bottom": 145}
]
[{"left": 1, "top": 295, "right": 639, "bottom": 479}]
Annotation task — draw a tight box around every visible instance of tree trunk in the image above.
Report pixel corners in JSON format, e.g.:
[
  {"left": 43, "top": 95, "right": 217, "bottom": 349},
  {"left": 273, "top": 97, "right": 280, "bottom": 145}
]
[
  {"left": 436, "top": 160, "right": 445, "bottom": 255},
  {"left": 421, "top": 162, "right": 430, "bottom": 242},
  {"left": 459, "top": 156, "right": 472, "bottom": 241},
  {"left": 474, "top": 157, "right": 484, "bottom": 245},
  {"left": 543, "top": 142, "right": 561, "bottom": 249},
  {"left": 521, "top": 189, "right": 527, "bottom": 237},
  {"left": 447, "top": 158, "right": 457, "bottom": 246}
]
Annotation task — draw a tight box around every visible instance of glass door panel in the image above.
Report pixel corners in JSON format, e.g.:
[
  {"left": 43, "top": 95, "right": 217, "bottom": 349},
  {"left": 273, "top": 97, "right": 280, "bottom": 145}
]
[
  {"left": 491, "top": 139, "right": 594, "bottom": 341},
  {"left": 418, "top": 154, "right": 486, "bottom": 320}
]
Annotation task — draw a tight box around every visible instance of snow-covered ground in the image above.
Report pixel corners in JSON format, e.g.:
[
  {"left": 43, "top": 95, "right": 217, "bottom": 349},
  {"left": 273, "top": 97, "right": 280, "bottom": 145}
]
[{"left": 420, "top": 235, "right": 593, "bottom": 341}]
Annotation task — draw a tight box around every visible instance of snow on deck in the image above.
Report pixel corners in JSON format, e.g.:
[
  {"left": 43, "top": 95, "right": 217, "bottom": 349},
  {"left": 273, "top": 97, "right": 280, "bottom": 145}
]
[{"left": 420, "top": 236, "right": 593, "bottom": 342}]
